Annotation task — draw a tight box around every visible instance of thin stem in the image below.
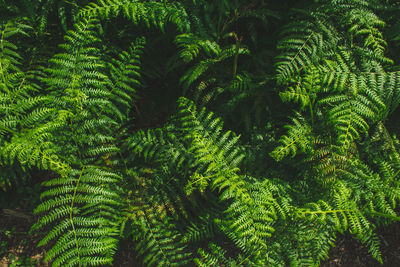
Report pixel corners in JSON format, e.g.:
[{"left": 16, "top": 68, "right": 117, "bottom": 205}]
[{"left": 233, "top": 32, "right": 240, "bottom": 77}]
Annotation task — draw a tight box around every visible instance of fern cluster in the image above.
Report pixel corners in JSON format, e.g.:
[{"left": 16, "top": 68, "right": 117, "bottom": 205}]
[{"left": 2, "top": 0, "right": 400, "bottom": 266}]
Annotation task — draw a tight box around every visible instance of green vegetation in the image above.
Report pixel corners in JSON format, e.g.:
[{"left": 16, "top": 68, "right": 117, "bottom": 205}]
[{"left": 1, "top": 0, "right": 400, "bottom": 266}]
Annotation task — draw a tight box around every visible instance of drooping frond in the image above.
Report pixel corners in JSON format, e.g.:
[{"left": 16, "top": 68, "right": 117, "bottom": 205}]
[
  {"left": 179, "top": 44, "right": 250, "bottom": 91},
  {"left": 79, "top": 0, "right": 190, "bottom": 32},
  {"left": 0, "top": 21, "right": 30, "bottom": 74},
  {"left": 1, "top": 113, "right": 69, "bottom": 173}
]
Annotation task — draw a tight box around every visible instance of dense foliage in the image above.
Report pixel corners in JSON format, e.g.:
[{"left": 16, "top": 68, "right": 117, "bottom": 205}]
[{"left": 1, "top": 0, "right": 400, "bottom": 266}]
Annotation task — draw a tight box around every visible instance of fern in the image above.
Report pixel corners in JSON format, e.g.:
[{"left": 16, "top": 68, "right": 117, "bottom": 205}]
[
  {"left": 0, "top": 21, "right": 34, "bottom": 140},
  {"left": 279, "top": 68, "right": 321, "bottom": 111},
  {"left": 128, "top": 97, "right": 290, "bottom": 264},
  {"left": 179, "top": 45, "right": 250, "bottom": 90}
]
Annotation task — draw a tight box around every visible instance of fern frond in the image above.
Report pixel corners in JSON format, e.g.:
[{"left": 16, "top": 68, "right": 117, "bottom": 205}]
[
  {"left": 1, "top": 122, "right": 68, "bottom": 173},
  {"left": 79, "top": 0, "right": 190, "bottom": 33},
  {"left": 296, "top": 180, "right": 383, "bottom": 263},
  {"left": 107, "top": 37, "right": 145, "bottom": 122},
  {"left": 218, "top": 179, "right": 284, "bottom": 261},
  {"left": 279, "top": 67, "right": 321, "bottom": 110},
  {"left": 320, "top": 94, "right": 373, "bottom": 148},
  {"left": 195, "top": 243, "right": 237, "bottom": 267},
  {"left": 176, "top": 97, "right": 247, "bottom": 200},
  {"left": 174, "top": 33, "right": 220, "bottom": 63},
  {"left": 34, "top": 166, "right": 122, "bottom": 266},
  {"left": 0, "top": 21, "right": 30, "bottom": 74},
  {"left": 276, "top": 15, "right": 337, "bottom": 83},
  {"left": 131, "top": 209, "right": 192, "bottom": 266},
  {"left": 179, "top": 45, "right": 249, "bottom": 90},
  {"left": 271, "top": 113, "right": 313, "bottom": 161},
  {"left": 33, "top": 17, "right": 125, "bottom": 266}
]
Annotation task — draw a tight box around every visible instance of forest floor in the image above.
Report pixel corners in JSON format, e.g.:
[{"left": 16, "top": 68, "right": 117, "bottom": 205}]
[{"left": 0, "top": 208, "right": 400, "bottom": 266}]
